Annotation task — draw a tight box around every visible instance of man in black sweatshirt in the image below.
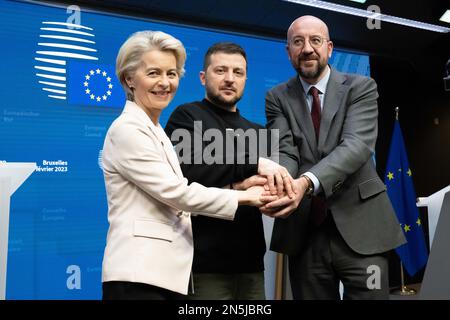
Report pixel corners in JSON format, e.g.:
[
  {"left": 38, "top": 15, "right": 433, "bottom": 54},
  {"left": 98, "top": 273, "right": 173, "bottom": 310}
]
[{"left": 165, "top": 42, "right": 276, "bottom": 299}]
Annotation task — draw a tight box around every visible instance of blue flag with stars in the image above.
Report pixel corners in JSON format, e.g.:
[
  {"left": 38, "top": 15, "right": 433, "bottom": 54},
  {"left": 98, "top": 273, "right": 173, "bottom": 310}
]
[
  {"left": 385, "top": 119, "right": 428, "bottom": 276},
  {"left": 67, "top": 61, "right": 125, "bottom": 108}
]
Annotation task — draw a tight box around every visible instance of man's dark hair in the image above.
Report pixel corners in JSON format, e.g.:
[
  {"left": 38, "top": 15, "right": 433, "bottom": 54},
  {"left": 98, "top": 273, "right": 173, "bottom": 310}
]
[{"left": 203, "top": 42, "right": 247, "bottom": 71}]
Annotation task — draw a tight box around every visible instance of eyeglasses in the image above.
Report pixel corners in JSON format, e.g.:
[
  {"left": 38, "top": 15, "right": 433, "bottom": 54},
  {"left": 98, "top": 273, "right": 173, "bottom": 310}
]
[{"left": 289, "top": 36, "right": 329, "bottom": 49}]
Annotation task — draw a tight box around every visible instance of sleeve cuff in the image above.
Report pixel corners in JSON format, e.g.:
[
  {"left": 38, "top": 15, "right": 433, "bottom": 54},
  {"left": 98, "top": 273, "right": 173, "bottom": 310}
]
[{"left": 303, "top": 171, "right": 321, "bottom": 195}]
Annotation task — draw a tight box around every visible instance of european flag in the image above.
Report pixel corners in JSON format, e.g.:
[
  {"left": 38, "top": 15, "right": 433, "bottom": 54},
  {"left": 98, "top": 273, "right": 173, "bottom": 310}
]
[
  {"left": 385, "top": 119, "right": 428, "bottom": 276},
  {"left": 67, "top": 61, "right": 125, "bottom": 108}
]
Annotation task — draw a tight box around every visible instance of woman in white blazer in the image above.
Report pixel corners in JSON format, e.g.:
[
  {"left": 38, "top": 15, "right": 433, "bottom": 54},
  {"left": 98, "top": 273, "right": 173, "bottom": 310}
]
[{"left": 101, "top": 31, "right": 292, "bottom": 300}]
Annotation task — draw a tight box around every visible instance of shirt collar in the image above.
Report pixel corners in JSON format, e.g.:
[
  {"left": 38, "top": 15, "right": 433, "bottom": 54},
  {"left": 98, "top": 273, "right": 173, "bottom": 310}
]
[
  {"left": 298, "top": 65, "right": 331, "bottom": 95},
  {"left": 202, "top": 98, "right": 241, "bottom": 117}
]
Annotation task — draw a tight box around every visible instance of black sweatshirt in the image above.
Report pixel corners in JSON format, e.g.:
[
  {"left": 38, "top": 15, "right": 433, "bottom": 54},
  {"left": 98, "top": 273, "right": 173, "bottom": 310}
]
[{"left": 165, "top": 99, "right": 266, "bottom": 273}]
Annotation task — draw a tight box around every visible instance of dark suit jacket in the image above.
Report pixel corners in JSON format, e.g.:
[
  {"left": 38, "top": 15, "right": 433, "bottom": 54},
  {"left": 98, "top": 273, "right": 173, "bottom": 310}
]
[{"left": 266, "top": 67, "right": 406, "bottom": 256}]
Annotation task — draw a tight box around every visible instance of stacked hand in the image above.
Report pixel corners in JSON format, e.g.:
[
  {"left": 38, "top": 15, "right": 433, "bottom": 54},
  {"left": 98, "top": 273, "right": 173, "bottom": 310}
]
[
  {"left": 260, "top": 176, "right": 310, "bottom": 218},
  {"left": 257, "top": 157, "right": 296, "bottom": 198},
  {"left": 234, "top": 175, "right": 277, "bottom": 207},
  {"left": 232, "top": 175, "right": 267, "bottom": 191},
  {"left": 234, "top": 161, "right": 312, "bottom": 216},
  {"left": 235, "top": 171, "right": 311, "bottom": 219},
  {"left": 234, "top": 160, "right": 311, "bottom": 216}
]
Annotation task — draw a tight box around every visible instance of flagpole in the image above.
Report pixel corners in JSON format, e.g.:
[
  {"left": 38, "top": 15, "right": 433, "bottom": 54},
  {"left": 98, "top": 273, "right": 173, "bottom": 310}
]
[
  {"left": 274, "top": 253, "right": 284, "bottom": 300},
  {"left": 391, "top": 263, "right": 417, "bottom": 295},
  {"left": 390, "top": 106, "right": 417, "bottom": 296}
]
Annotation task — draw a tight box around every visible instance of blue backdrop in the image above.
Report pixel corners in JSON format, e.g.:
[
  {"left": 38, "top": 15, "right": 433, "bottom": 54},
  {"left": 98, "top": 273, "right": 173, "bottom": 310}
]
[{"left": 0, "top": 0, "right": 370, "bottom": 299}]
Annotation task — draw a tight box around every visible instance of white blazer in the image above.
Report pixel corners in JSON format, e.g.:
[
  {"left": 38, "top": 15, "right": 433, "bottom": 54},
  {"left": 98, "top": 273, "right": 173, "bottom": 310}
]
[{"left": 101, "top": 100, "right": 238, "bottom": 294}]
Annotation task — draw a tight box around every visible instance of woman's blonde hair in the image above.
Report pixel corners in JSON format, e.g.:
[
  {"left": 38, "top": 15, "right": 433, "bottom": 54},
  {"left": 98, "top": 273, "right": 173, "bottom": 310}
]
[{"left": 116, "top": 30, "right": 186, "bottom": 101}]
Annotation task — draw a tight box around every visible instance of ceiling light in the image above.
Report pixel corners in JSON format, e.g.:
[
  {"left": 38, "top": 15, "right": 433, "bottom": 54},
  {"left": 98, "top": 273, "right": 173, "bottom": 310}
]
[
  {"left": 440, "top": 10, "right": 450, "bottom": 24},
  {"left": 283, "top": 0, "right": 450, "bottom": 33},
  {"left": 349, "top": 0, "right": 366, "bottom": 3}
]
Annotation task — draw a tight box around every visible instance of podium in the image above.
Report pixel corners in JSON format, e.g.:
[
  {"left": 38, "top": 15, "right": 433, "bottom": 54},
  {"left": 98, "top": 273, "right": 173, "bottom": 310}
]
[
  {"left": 417, "top": 185, "right": 450, "bottom": 247},
  {"left": 416, "top": 186, "right": 450, "bottom": 299},
  {"left": 0, "top": 163, "right": 36, "bottom": 300}
]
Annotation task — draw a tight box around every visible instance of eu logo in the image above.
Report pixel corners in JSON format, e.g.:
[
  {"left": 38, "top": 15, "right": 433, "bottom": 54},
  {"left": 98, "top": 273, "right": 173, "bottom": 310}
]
[{"left": 67, "top": 61, "right": 125, "bottom": 108}]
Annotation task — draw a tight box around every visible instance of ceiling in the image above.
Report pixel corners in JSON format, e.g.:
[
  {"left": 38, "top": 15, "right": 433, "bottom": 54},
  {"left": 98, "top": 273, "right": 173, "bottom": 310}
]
[{"left": 43, "top": 0, "right": 450, "bottom": 77}]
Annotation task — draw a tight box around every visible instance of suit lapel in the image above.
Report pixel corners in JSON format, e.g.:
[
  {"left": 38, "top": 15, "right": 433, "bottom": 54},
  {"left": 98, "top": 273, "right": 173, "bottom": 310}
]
[
  {"left": 318, "top": 69, "right": 346, "bottom": 149},
  {"left": 124, "top": 101, "right": 184, "bottom": 178},
  {"left": 160, "top": 135, "right": 184, "bottom": 178},
  {"left": 286, "top": 77, "right": 320, "bottom": 159},
  {"left": 148, "top": 123, "right": 184, "bottom": 178}
]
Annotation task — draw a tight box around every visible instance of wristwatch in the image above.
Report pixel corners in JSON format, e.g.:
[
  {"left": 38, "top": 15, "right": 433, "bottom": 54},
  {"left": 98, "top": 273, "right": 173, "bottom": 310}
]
[{"left": 300, "top": 174, "right": 314, "bottom": 196}]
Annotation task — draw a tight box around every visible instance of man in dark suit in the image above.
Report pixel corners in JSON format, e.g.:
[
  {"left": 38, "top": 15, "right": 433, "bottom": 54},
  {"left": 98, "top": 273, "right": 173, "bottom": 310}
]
[{"left": 261, "top": 15, "right": 406, "bottom": 299}]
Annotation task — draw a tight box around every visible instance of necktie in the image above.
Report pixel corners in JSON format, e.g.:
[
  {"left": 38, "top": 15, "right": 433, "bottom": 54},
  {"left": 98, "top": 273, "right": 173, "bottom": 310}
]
[
  {"left": 309, "top": 86, "right": 321, "bottom": 142},
  {"left": 308, "top": 86, "right": 327, "bottom": 226}
]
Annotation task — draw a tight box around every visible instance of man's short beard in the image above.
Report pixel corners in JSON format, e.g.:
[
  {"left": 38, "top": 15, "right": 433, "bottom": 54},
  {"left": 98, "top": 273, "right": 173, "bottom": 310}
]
[
  {"left": 297, "top": 59, "right": 326, "bottom": 80},
  {"left": 207, "top": 90, "right": 242, "bottom": 109}
]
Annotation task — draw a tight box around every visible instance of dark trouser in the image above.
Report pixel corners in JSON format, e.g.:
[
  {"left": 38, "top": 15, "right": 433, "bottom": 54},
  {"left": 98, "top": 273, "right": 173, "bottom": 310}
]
[
  {"left": 187, "top": 272, "right": 265, "bottom": 300},
  {"left": 102, "top": 281, "right": 186, "bottom": 300},
  {"left": 288, "top": 216, "right": 389, "bottom": 300}
]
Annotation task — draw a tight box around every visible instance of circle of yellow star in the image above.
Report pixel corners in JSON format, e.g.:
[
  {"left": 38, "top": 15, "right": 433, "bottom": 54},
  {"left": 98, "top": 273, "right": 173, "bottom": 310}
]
[{"left": 84, "top": 68, "right": 112, "bottom": 102}]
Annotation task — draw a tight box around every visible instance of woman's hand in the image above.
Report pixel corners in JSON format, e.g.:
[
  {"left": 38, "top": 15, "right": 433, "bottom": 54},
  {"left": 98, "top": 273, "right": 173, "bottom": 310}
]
[
  {"left": 237, "top": 185, "right": 278, "bottom": 207},
  {"left": 232, "top": 175, "right": 267, "bottom": 190}
]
